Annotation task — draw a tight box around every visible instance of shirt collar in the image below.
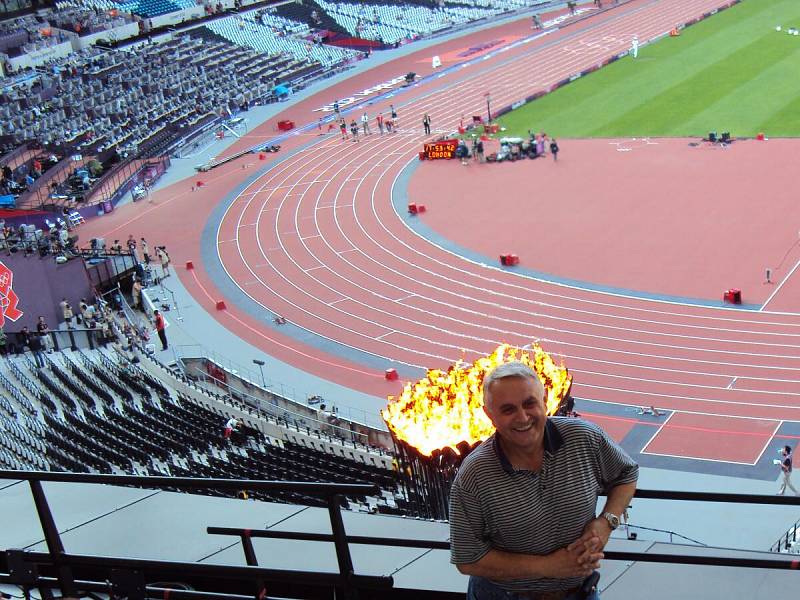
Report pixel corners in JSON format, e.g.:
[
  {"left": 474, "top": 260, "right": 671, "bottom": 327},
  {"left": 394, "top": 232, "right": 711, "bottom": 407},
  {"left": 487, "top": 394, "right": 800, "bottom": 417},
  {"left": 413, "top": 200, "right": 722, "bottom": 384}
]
[{"left": 493, "top": 419, "right": 565, "bottom": 474}]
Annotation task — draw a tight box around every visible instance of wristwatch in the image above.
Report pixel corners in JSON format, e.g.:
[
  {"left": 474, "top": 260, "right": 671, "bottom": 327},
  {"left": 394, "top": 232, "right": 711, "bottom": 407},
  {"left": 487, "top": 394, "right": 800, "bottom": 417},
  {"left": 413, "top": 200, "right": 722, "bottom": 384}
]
[{"left": 602, "top": 512, "right": 620, "bottom": 530}]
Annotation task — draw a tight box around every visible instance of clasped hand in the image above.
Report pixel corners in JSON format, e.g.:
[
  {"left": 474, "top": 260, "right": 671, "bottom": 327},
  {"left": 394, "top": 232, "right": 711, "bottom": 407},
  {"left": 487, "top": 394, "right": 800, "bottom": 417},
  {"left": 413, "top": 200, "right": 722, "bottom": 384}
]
[{"left": 547, "top": 519, "right": 609, "bottom": 579}]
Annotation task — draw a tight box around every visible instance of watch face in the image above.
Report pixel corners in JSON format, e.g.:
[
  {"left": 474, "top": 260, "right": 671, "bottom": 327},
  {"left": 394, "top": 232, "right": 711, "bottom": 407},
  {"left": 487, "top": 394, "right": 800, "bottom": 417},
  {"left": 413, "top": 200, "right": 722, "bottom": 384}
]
[{"left": 606, "top": 513, "right": 620, "bottom": 528}]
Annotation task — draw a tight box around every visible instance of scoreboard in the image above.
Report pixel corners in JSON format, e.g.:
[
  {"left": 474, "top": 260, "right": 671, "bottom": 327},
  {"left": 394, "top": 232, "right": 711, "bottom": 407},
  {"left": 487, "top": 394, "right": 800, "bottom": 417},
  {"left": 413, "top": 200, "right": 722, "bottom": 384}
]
[{"left": 423, "top": 139, "right": 458, "bottom": 159}]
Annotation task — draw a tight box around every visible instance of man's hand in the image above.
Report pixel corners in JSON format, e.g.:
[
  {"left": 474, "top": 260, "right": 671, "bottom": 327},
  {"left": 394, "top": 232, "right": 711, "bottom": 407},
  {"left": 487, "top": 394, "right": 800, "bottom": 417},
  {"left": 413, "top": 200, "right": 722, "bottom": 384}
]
[
  {"left": 574, "top": 517, "right": 613, "bottom": 551},
  {"left": 545, "top": 540, "right": 603, "bottom": 579}
]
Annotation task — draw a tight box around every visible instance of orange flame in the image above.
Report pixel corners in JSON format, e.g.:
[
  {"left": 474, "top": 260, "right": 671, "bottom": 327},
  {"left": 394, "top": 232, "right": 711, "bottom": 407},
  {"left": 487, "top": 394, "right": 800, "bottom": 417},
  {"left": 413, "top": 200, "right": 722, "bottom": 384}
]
[{"left": 382, "top": 344, "right": 572, "bottom": 457}]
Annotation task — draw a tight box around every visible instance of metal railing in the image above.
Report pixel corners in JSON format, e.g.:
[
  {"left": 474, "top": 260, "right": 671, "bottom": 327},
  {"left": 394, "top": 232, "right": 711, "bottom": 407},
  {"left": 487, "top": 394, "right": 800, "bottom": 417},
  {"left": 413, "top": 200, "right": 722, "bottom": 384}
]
[
  {"left": 772, "top": 518, "right": 800, "bottom": 554},
  {"left": 5, "top": 327, "right": 114, "bottom": 354},
  {"left": 181, "top": 362, "right": 375, "bottom": 445},
  {"left": 173, "top": 345, "right": 386, "bottom": 430},
  {"left": 1, "top": 471, "right": 800, "bottom": 600}
]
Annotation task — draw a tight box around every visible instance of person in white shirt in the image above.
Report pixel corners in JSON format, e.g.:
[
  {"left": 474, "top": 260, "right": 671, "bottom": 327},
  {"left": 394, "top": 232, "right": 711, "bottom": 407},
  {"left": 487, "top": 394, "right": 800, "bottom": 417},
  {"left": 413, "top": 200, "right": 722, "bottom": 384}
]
[
  {"left": 224, "top": 417, "right": 239, "bottom": 440},
  {"left": 361, "top": 112, "right": 371, "bottom": 135}
]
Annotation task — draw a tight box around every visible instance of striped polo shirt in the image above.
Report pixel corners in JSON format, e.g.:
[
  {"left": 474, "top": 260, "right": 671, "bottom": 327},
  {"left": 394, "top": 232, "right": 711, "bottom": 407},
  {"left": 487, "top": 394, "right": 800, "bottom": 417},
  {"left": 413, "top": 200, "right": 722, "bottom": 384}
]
[{"left": 449, "top": 417, "right": 639, "bottom": 593}]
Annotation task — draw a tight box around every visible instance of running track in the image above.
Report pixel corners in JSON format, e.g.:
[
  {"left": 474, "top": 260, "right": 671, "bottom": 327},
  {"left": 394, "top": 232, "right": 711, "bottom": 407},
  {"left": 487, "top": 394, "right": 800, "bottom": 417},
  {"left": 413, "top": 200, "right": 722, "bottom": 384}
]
[{"left": 83, "top": 0, "right": 800, "bottom": 459}]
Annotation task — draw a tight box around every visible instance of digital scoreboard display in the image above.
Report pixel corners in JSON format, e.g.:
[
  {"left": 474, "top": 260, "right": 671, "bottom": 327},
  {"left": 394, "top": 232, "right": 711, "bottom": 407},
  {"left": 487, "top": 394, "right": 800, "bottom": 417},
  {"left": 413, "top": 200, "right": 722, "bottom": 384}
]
[{"left": 423, "top": 139, "right": 458, "bottom": 159}]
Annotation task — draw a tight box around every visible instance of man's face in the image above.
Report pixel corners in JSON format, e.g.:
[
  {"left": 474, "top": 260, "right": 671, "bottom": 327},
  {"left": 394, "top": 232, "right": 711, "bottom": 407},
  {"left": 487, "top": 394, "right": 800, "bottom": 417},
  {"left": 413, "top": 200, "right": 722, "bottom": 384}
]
[{"left": 483, "top": 375, "right": 547, "bottom": 454}]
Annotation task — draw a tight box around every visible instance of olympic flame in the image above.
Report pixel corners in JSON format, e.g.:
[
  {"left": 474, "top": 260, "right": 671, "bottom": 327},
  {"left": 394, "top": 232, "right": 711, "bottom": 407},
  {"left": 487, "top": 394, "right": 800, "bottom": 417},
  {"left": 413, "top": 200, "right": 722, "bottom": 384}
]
[{"left": 382, "top": 344, "right": 572, "bottom": 457}]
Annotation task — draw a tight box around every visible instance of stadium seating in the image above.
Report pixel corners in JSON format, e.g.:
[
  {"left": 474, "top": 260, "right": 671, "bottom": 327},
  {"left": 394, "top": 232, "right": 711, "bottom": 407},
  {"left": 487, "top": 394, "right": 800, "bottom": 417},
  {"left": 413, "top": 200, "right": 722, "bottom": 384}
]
[
  {"left": 312, "top": 0, "right": 525, "bottom": 45},
  {"left": 206, "top": 14, "right": 358, "bottom": 69},
  {"left": 0, "top": 32, "right": 315, "bottom": 158},
  {"left": 0, "top": 346, "right": 399, "bottom": 511}
]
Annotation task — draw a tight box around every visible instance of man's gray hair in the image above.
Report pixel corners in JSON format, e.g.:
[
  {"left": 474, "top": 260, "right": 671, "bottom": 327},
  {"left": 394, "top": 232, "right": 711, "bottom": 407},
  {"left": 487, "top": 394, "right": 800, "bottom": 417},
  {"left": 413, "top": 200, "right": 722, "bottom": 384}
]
[{"left": 482, "top": 361, "right": 541, "bottom": 406}]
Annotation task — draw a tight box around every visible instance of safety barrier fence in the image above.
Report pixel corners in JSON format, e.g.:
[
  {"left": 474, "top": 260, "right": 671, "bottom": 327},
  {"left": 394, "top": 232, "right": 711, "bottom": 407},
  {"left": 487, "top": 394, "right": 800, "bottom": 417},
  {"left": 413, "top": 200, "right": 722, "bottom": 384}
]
[{"left": 1, "top": 471, "right": 799, "bottom": 600}]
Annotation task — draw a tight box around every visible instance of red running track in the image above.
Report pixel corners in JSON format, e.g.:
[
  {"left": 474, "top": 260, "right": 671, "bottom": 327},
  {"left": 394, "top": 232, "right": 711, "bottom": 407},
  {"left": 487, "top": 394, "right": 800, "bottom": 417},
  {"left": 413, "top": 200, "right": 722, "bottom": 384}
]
[{"left": 81, "top": 0, "right": 800, "bottom": 456}]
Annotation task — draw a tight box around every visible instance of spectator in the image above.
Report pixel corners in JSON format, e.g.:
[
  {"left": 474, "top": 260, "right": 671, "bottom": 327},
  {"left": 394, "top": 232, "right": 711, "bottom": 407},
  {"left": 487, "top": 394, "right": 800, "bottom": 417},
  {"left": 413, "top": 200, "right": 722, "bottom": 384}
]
[
  {"left": 132, "top": 277, "right": 142, "bottom": 309},
  {"left": 224, "top": 416, "right": 239, "bottom": 440},
  {"left": 28, "top": 331, "right": 45, "bottom": 368},
  {"left": 141, "top": 237, "right": 150, "bottom": 265},
  {"left": 153, "top": 309, "right": 167, "bottom": 351},
  {"left": 61, "top": 299, "right": 74, "bottom": 329},
  {"left": 79, "top": 298, "right": 91, "bottom": 324},
  {"left": 126, "top": 234, "right": 137, "bottom": 260},
  {"left": 36, "top": 316, "right": 52, "bottom": 352},
  {"left": 449, "top": 361, "right": 637, "bottom": 599},
  {"left": 157, "top": 246, "right": 171, "bottom": 277},
  {"left": 15, "top": 326, "right": 31, "bottom": 356}
]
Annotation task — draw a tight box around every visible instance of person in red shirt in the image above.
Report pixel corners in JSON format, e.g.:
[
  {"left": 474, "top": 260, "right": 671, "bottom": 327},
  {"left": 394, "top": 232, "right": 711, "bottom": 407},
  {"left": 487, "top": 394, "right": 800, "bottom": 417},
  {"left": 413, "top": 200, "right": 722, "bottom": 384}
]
[{"left": 153, "top": 310, "right": 167, "bottom": 351}]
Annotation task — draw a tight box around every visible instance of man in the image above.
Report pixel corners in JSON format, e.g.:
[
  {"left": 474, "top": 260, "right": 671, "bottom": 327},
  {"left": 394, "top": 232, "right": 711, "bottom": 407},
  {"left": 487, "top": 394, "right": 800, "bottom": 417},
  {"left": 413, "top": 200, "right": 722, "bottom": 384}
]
[
  {"left": 36, "top": 316, "right": 52, "bottom": 353},
  {"left": 630, "top": 35, "right": 639, "bottom": 59},
  {"left": 777, "top": 445, "right": 799, "bottom": 496},
  {"left": 157, "top": 246, "right": 171, "bottom": 277},
  {"left": 126, "top": 234, "right": 137, "bottom": 255},
  {"left": 132, "top": 278, "right": 142, "bottom": 309},
  {"left": 15, "top": 326, "right": 31, "bottom": 356},
  {"left": 60, "top": 298, "right": 74, "bottom": 329},
  {"left": 224, "top": 416, "right": 239, "bottom": 440},
  {"left": 28, "top": 330, "right": 45, "bottom": 368},
  {"left": 153, "top": 309, "right": 167, "bottom": 351},
  {"left": 361, "top": 112, "right": 371, "bottom": 135},
  {"left": 449, "top": 361, "right": 638, "bottom": 600},
  {"left": 550, "top": 138, "right": 560, "bottom": 161},
  {"left": 376, "top": 113, "right": 385, "bottom": 135},
  {"left": 141, "top": 237, "right": 150, "bottom": 265},
  {"left": 423, "top": 113, "right": 432, "bottom": 135}
]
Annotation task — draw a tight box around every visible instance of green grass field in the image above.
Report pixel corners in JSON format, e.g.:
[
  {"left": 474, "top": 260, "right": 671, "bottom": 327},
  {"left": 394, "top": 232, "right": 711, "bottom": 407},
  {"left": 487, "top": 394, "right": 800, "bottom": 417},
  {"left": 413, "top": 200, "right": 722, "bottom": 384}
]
[{"left": 496, "top": 0, "right": 800, "bottom": 138}]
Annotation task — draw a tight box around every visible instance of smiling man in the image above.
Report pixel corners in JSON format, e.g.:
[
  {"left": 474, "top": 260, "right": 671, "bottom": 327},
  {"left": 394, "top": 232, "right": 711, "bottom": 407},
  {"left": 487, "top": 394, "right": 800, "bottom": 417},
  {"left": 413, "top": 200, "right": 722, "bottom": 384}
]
[{"left": 449, "top": 361, "right": 638, "bottom": 600}]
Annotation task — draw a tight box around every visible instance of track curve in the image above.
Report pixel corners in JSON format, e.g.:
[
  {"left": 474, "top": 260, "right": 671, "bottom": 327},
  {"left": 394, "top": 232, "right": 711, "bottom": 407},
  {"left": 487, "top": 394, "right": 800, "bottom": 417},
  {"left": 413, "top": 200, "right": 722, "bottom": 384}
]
[{"left": 211, "top": 0, "right": 800, "bottom": 424}]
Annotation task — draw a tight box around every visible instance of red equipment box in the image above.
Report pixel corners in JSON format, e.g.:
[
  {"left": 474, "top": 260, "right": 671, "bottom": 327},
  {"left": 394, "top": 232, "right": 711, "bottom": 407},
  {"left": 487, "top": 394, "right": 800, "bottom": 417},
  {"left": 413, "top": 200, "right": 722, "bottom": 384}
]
[{"left": 723, "top": 288, "right": 742, "bottom": 304}]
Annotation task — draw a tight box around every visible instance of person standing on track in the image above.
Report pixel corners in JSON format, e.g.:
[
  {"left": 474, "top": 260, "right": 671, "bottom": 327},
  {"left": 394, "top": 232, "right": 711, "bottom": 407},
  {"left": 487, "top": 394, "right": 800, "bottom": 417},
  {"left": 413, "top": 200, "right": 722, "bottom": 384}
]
[
  {"left": 376, "top": 113, "right": 385, "bottom": 135},
  {"left": 423, "top": 113, "right": 432, "bottom": 135},
  {"left": 390, "top": 104, "right": 398, "bottom": 128},
  {"left": 550, "top": 138, "right": 560, "bottom": 161},
  {"left": 361, "top": 112, "right": 371, "bottom": 135},
  {"left": 339, "top": 118, "right": 347, "bottom": 141},
  {"left": 350, "top": 119, "right": 359, "bottom": 142}
]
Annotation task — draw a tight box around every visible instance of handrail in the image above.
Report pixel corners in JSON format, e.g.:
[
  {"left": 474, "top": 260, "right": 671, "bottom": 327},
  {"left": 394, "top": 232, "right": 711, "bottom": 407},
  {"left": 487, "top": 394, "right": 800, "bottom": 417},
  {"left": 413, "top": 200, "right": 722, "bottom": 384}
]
[
  {"left": 0, "top": 470, "right": 378, "bottom": 496},
  {"left": 10, "top": 550, "right": 392, "bottom": 589},
  {"left": 624, "top": 523, "right": 707, "bottom": 547},
  {"left": 206, "top": 526, "right": 800, "bottom": 571},
  {"left": 2, "top": 469, "right": 800, "bottom": 600}
]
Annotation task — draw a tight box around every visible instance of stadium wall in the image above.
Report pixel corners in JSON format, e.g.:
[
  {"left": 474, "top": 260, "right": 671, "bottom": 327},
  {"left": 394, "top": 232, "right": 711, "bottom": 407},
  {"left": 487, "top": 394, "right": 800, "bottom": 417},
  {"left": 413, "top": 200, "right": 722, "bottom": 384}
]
[{"left": 1, "top": 252, "right": 93, "bottom": 331}]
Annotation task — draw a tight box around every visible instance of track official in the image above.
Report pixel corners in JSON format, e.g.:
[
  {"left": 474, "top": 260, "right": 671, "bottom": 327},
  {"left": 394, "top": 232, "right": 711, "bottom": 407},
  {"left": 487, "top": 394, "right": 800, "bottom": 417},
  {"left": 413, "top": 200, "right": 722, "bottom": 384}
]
[{"left": 449, "top": 362, "right": 638, "bottom": 600}]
